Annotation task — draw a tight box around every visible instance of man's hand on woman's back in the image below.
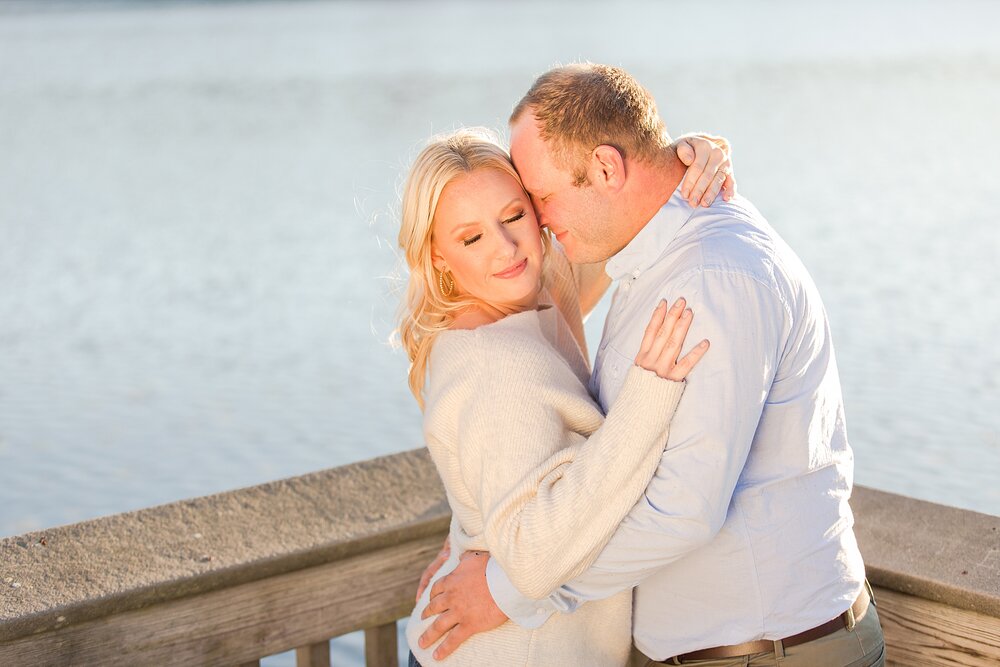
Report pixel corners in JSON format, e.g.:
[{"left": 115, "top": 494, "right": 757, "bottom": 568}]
[{"left": 418, "top": 550, "right": 508, "bottom": 660}]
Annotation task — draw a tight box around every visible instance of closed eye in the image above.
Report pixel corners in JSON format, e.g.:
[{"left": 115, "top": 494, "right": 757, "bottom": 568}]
[
  {"left": 462, "top": 233, "right": 483, "bottom": 247},
  {"left": 502, "top": 211, "right": 526, "bottom": 224}
]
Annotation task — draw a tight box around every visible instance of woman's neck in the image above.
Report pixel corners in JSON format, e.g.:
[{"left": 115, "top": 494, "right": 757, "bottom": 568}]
[{"left": 450, "top": 293, "right": 540, "bottom": 331}]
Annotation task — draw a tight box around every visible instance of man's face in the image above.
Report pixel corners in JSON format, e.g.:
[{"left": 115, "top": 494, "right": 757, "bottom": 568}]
[{"left": 509, "top": 113, "right": 617, "bottom": 264}]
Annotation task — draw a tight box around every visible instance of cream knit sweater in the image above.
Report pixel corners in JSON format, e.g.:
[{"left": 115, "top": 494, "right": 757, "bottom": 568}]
[{"left": 406, "top": 251, "right": 686, "bottom": 667}]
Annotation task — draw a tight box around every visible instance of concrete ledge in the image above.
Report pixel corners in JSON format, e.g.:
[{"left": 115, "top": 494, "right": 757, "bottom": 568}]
[
  {"left": 852, "top": 486, "right": 1000, "bottom": 617},
  {"left": 0, "top": 448, "right": 449, "bottom": 644},
  {"left": 2, "top": 448, "right": 998, "bottom": 651}
]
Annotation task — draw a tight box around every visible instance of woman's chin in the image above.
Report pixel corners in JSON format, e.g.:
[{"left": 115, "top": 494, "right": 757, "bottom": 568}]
[
  {"left": 473, "top": 274, "right": 542, "bottom": 312},
  {"left": 506, "top": 288, "right": 542, "bottom": 311}
]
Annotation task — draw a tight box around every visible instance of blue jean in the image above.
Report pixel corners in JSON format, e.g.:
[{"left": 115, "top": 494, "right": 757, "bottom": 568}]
[{"left": 408, "top": 651, "right": 422, "bottom": 667}]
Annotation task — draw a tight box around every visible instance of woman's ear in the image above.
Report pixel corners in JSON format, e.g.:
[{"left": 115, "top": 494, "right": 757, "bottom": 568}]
[
  {"left": 430, "top": 244, "right": 447, "bottom": 273},
  {"left": 590, "top": 145, "right": 626, "bottom": 192}
]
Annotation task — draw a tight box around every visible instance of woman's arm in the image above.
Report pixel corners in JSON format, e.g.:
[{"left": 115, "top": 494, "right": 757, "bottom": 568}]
[
  {"left": 457, "top": 300, "right": 708, "bottom": 599},
  {"left": 570, "top": 259, "right": 612, "bottom": 320}
]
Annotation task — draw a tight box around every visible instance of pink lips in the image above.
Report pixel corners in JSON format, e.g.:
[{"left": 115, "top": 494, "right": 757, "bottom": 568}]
[{"left": 494, "top": 259, "right": 528, "bottom": 279}]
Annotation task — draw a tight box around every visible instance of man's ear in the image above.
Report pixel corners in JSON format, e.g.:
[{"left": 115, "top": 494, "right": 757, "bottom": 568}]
[{"left": 590, "top": 145, "right": 626, "bottom": 192}]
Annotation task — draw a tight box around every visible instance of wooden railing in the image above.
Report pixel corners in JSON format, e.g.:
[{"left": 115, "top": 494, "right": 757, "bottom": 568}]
[{"left": 2, "top": 448, "right": 998, "bottom": 666}]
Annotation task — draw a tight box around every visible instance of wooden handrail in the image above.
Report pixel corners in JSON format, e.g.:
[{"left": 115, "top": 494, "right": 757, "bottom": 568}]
[{"left": 1, "top": 448, "right": 998, "bottom": 665}]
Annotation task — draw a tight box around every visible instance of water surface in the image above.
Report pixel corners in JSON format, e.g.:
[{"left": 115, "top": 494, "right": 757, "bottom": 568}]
[{"left": 1, "top": 0, "right": 999, "bottom": 661}]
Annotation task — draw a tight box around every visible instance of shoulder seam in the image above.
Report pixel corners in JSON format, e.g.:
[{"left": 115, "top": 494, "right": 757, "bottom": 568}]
[{"left": 666, "top": 266, "right": 792, "bottom": 321}]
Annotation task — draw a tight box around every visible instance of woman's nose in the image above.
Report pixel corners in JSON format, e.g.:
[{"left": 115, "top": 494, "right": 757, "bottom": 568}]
[{"left": 496, "top": 226, "right": 517, "bottom": 257}]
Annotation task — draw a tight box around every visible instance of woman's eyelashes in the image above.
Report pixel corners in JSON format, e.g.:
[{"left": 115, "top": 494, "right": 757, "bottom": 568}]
[{"left": 460, "top": 211, "right": 526, "bottom": 246}]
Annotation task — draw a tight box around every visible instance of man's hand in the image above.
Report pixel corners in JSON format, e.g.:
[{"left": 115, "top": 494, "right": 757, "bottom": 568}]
[
  {"left": 415, "top": 536, "right": 451, "bottom": 602},
  {"left": 418, "top": 550, "right": 508, "bottom": 660}
]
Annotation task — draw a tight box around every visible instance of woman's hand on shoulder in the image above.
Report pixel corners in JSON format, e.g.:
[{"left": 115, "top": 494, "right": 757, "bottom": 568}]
[
  {"left": 673, "top": 133, "right": 735, "bottom": 207},
  {"left": 634, "top": 298, "right": 710, "bottom": 381}
]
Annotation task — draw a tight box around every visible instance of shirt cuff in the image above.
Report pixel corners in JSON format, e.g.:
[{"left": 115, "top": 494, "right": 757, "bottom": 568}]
[{"left": 485, "top": 558, "right": 556, "bottom": 629}]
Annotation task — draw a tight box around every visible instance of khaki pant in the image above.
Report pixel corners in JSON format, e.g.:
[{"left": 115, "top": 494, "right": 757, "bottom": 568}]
[{"left": 631, "top": 603, "right": 885, "bottom": 667}]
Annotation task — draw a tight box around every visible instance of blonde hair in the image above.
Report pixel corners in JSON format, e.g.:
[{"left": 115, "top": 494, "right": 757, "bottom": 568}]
[
  {"left": 510, "top": 63, "right": 671, "bottom": 183},
  {"left": 397, "top": 127, "right": 548, "bottom": 409}
]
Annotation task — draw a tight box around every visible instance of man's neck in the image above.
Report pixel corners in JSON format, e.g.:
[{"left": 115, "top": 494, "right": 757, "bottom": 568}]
[{"left": 622, "top": 152, "right": 686, "bottom": 242}]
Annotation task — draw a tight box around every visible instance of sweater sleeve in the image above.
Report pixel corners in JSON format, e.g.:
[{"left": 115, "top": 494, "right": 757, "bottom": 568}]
[
  {"left": 456, "top": 336, "right": 687, "bottom": 600},
  {"left": 541, "top": 243, "right": 590, "bottom": 358}
]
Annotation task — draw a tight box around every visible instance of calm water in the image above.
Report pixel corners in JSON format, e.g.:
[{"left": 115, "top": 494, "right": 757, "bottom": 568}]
[{"left": 2, "top": 0, "right": 999, "bottom": 662}]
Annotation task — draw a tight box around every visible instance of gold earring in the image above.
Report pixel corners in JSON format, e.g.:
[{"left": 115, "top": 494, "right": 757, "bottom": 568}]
[{"left": 438, "top": 270, "right": 455, "bottom": 297}]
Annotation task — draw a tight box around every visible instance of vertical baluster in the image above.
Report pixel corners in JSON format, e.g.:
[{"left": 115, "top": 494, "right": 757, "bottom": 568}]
[
  {"left": 295, "top": 640, "right": 332, "bottom": 667},
  {"left": 365, "top": 622, "right": 398, "bottom": 667}
]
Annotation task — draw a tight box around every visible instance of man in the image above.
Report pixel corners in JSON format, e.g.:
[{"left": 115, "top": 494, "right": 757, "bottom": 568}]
[{"left": 417, "top": 63, "right": 885, "bottom": 666}]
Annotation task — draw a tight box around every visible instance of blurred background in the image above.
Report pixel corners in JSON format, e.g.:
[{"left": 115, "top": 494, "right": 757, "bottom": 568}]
[{"left": 1, "top": 0, "right": 998, "bottom": 662}]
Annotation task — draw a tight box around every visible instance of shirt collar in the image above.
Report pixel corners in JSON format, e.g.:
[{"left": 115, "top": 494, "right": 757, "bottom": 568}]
[{"left": 605, "top": 182, "right": 694, "bottom": 281}]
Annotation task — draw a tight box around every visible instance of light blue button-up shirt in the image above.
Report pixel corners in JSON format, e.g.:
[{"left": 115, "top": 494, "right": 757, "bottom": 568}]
[{"left": 485, "top": 185, "right": 866, "bottom": 659}]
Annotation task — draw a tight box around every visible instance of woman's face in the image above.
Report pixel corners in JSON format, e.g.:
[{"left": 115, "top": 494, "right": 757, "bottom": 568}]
[{"left": 431, "top": 168, "right": 543, "bottom": 312}]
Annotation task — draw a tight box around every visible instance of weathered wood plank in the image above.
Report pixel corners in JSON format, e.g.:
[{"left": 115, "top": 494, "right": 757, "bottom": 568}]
[
  {"left": 874, "top": 587, "right": 1000, "bottom": 667},
  {"left": 235, "top": 662, "right": 260, "bottom": 667},
  {"left": 365, "top": 622, "right": 398, "bottom": 667},
  {"left": 296, "top": 640, "right": 331, "bottom": 667},
  {"left": 0, "top": 535, "right": 443, "bottom": 666}
]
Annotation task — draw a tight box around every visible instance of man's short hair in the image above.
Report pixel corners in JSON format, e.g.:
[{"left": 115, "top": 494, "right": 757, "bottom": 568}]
[{"left": 510, "top": 63, "right": 672, "bottom": 180}]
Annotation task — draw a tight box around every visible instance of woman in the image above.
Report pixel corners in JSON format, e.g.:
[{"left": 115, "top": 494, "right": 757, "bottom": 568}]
[{"left": 397, "top": 128, "right": 724, "bottom": 666}]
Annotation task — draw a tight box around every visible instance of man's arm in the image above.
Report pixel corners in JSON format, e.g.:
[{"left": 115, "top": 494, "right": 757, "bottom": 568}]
[{"left": 422, "top": 268, "right": 786, "bottom": 654}]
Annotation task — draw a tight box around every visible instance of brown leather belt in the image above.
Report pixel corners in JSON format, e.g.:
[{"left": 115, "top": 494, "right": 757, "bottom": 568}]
[{"left": 665, "top": 586, "right": 871, "bottom": 663}]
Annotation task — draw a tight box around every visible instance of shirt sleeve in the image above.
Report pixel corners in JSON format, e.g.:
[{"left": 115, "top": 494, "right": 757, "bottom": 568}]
[
  {"left": 457, "top": 334, "right": 687, "bottom": 600},
  {"left": 488, "top": 268, "right": 787, "bottom": 619}
]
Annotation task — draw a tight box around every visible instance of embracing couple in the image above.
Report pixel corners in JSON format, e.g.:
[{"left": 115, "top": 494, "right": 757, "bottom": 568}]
[{"left": 395, "top": 63, "right": 885, "bottom": 667}]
